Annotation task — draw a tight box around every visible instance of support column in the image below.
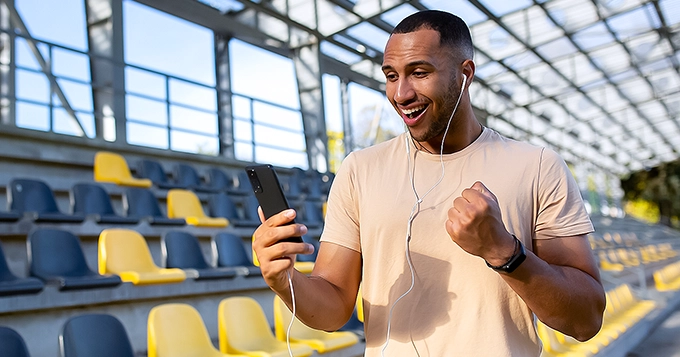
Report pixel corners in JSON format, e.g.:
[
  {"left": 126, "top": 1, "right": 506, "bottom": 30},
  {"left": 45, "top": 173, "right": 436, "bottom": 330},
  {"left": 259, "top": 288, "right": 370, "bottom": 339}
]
[
  {"left": 293, "top": 42, "right": 328, "bottom": 172},
  {"left": 215, "top": 34, "right": 234, "bottom": 159},
  {"left": 85, "top": 0, "right": 126, "bottom": 142},
  {"left": 0, "top": 0, "right": 14, "bottom": 126}
]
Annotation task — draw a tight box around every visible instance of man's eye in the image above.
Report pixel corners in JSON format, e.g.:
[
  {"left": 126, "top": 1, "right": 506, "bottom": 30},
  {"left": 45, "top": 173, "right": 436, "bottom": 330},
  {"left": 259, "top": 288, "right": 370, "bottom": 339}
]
[
  {"left": 413, "top": 71, "right": 428, "bottom": 78},
  {"left": 385, "top": 73, "right": 398, "bottom": 81}
]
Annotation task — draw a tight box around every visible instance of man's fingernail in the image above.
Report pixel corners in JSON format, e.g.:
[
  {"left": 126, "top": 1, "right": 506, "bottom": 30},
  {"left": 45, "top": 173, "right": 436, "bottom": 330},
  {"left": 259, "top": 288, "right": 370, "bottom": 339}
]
[
  {"left": 306, "top": 243, "right": 315, "bottom": 253},
  {"left": 285, "top": 209, "right": 295, "bottom": 218},
  {"left": 300, "top": 225, "right": 308, "bottom": 235}
]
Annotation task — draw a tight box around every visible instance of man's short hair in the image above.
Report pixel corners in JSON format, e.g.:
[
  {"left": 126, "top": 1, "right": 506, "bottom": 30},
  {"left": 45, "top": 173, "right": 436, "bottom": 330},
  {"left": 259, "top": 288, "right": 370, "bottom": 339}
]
[{"left": 392, "top": 10, "right": 474, "bottom": 60}]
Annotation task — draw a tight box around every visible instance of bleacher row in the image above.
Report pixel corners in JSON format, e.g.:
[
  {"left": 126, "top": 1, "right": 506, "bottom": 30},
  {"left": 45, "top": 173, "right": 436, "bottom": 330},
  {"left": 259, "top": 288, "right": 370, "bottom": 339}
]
[
  {"left": 1, "top": 151, "right": 680, "bottom": 356},
  {"left": 0, "top": 152, "right": 368, "bottom": 356}
]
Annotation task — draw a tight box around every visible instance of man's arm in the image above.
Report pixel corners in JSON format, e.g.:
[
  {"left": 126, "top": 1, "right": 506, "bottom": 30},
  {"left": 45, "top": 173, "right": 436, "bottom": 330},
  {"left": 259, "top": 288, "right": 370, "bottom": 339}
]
[
  {"left": 446, "top": 181, "right": 605, "bottom": 341},
  {"left": 252, "top": 208, "right": 362, "bottom": 331}
]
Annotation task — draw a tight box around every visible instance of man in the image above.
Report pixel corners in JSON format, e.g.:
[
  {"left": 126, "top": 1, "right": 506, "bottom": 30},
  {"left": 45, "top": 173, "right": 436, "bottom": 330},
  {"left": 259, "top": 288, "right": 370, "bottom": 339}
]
[{"left": 253, "top": 10, "right": 605, "bottom": 356}]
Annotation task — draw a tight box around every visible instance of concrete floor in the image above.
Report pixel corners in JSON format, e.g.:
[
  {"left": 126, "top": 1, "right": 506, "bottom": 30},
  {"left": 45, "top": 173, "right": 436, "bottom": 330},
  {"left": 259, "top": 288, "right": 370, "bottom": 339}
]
[{"left": 627, "top": 308, "right": 680, "bottom": 357}]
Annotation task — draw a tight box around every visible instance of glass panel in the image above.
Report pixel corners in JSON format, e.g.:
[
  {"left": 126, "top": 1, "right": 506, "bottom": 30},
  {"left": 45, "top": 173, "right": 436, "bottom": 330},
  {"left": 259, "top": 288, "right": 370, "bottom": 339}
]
[
  {"left": 252, "top": 101, "right": 304, "bottom": 132},
  {"left": 232, "top": 95, "right": 252, "bottom": 119},
  {"left": 52, "top": 48, "right": 90, "bottom": 82},
  {"left": 478, "top": 0, "right": 533, "bottom": 17},
  {"left": 125, "top": 67, "right": 167, "bottom": 100},
  {"left": 126, "top": 122, "right": 168, "bottom": 149},
  {"left": 320, "top": 41, "right": 362, "bottom": 65},
  {"left": 472, "top": 21, "right": 526, "bottom": 60},
  {"left": 660, "top": 0, "right": 680, "bottom": 26},
  {"left": 16, "top": 69, "right": 49, "bottom": 104},
  {"left": 15, "top": 0, "right": 88, "bottom": 51},
  {"left": 618, "top": 77, "right": 654, "bottom": 103},
  {"left": 14, "top": 38, "right": 48, "bottom": 70},
  {"left": 169, "top": 79, "right": 217, "bottom": 111},
  {"left": 170, "top": 130, "right": 218, "bottom": 155},
  {"left": 233, "top": 118, "right": 253, "bottom": 142},
  {"left": 235, "top": 142, "right": 254, "bottom": 162},
  {"left": 345, "top": 22, "right": 390, "bottom": 53},
  {"left": 545, "top": 0, "right": 599, "bottom": 33},
  {"left": 126, "top": 95, "right": 168, "bottom": 126},
  {"left": 229, "top": 39, "right": 301, "bottom": 109},
  {"left": 16, "top": 101, "right": 49, "bottom": 131},
  {"left": 56, "top": 79, "right": 93, "bottom": 112},
  {"left": 124, "top": 0, "right": 215, "bottom": 86},
  {"left": 381, "top": 3, "right": 420, "bottom": 27},
  {"left": 536, "top": 37, "right": 578, "bottom": 61},
  {"left": 255, "top": 146, "right": 308, "bottom": 169},
  {"left": 170, "top": 105, "right": 218, "bottom": 135},
  {"left": 573, "top": 23, "right": 616, "bottom": 51},
  {"left": 607, "top": 4, "right": 660, "bottom": 40},
  {"left": 315, "top": 1, "right": 361, "bottom": 36},
  {"left": 421, "top": 0, "right": 488, "bottom": 26},
  {"left": 254, "top": 124, "right": 306, "bottom": 151},
  {"left": 52, "top": 108, "right": 95, "bottom": 138}
]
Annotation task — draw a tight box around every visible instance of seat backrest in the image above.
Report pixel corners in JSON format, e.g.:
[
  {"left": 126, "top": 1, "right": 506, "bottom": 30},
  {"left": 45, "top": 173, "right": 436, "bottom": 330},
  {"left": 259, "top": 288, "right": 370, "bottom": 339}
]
[
  {"left": 218, "top": 297, "right": 278, "bottom": 351},
  {"left": 28, "top": 229, "right": 94, "bottom": 278},
  {"left": 138, "top": 159, "right": 171, "bottom": 185},
  {"left": 243, "top": 195, "right": 260, "bottom": 221},
  {"left": 72, "top": 183, "right": 116, "bottom": 216},
  {"left": 98, "top": 229, "right": 159, "bottom": 274},
  {"left": 235, "top": 171, "right": 253, "bottom": 194},
  {"left": 214, "top": 233, "right": 252, "bottom": 267},
  {"left": 0, "top": 326, "right": 30, "bottom": 357},
  {"left": 208, "top": 168, "right": 231, "bottom": 191},
  {"left": 0, "top": 241, "right": 19, "bottom": 281},
  {"left": 9, "top": 179, "right": 60, "bottom": 214},
  {"left": 167, "top": 189, "right": 207, "bottom": 219},
  {"left": 303, "top": 201, "right": 323, "bottom": 225},
  {"left": 124, "top": 188, "right": 164, "bottom": 218},
  {"left": 175, "top": 164, "right": 201, "bottom": 188},
  {"left": 94, "top": 152, "right": 133, "bottom": 182},
  {"left": 60, "top": 314, "right": 135, "bottom": 357},
  {"left": 208, "top": 193, "right": 239, "bottom": 220},
  {"left": 148, "top": 303, "right": 219, "bottom": 357},
  {"left": 162, "top": 231, "right": 210, "bottom": 269}
]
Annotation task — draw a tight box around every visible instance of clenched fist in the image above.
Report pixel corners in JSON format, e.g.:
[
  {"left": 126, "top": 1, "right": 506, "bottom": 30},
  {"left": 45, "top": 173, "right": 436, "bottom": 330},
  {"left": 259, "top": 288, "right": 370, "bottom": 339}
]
[{"left": 445, "top": 181, "right": 516, "bottom": 267}]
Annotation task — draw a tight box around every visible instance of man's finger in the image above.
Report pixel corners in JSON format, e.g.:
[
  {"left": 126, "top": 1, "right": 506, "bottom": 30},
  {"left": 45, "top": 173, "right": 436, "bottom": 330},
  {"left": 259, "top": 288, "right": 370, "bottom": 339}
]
[
  {"left": 469, "top": 181, "right": 498, "bottom": 201},
  {"left": 263, "top": 208, "right": 297, "bottom": 227}
]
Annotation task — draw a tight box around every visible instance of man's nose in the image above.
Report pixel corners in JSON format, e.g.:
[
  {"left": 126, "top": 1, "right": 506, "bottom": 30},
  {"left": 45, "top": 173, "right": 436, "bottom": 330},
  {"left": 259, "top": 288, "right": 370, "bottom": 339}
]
[{"left": 393, "top": 78, "right": 416, "bottom": 104}]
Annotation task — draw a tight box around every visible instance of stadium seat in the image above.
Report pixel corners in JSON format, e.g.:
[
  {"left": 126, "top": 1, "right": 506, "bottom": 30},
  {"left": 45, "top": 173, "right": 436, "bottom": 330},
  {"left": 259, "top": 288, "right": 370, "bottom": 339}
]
[
  {"left": 60, "top": 314, "right": 135, "bottom": 357},
  {"left": 8, "top": 178, "right": 85, "bottom": 223},
  {"left": 0, "top": 210, "right": 20, "bottom": 222},
  {"left": 27, "top": 229, "right": 121, "bottom": 290},
  {"left": 98, "top": 229, "right": 186, "bottom": 285},
  {"left": 123, "top": 187, "right": 185, "bottom": 226},
  {"left": 176, "top": 163, "right": 218, "bottom": 193},
  {"left": 162, "top": 231, "right": 238, "bottom": 280},
  {"left": 208, "top": 192, "right": 259, "bottom": 228},
  {"left": 213, "top": 233, "right": 261, "bottom": 277},
  {"left": 93, "top": 151, "right": 152, "bottom": 188},
  {"left": 218, "top": 296, "right": 314, "bottom": 357},
  {"left": 0, "top": 326, "right": 31, "bottom": 357},
  {"left": 148, "top": 303, "right": 246, "bottom": 357},
  {"left": 273, "top": 296, "right": 358, "bottom": 353},
  {"left": 137, "top": 159, "right": 184, "bottom": 189},
  {"left": 304, "top": 170, "right": 324, "bottom": 201},
  {"left": 0, "top": 241, "right": 43, "bottom": 296},
  {"left": 71, "top": 183, "right": 138, "bottom": 224},
  {"left": 653, "top": 261, "right": 680, "bottom": 291},
  {"left": 230, "top": 171, "right": 255, "bottom": 196},
  {"left": 300, "top": 201, "right": 323, "bottom": 229},
  {"left": 243, "top": 194, "right": 262, "bottom": 223},
  {"left": 167, "top": 189, "right": 228, "bottom": 227}
]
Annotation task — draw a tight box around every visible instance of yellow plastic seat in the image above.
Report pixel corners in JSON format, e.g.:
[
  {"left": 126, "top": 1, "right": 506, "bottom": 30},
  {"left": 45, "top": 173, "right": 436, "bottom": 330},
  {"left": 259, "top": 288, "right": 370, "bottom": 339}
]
[
  {"left": 598, "top": 251, "right": 624, "bottom": 272},
  {"left": 148, "top": 303, "right": 246, "bottom": 357},
  {"left": 167, "top": 189, "right": 228, "bottom": 227},
  {"left": 94, "top": 152, "right": 152, "bottom": 188},
  {"left": 218, "top": 297, "right": 313, "bottom": 357},
  {"left": 294, "top": 261, "right": 314, "bottom": 274},
  {"left": 98, "top": 229, "right": 186, "bottom": 285},
  {"left": 536, "top": 322, "right": 595, "bottom": 357},
  {"left": 654, "top": 261, "right": 680, "bottom": 291},
  {"left": 273, "top": 296, "right": 358, "bottom": 353}
]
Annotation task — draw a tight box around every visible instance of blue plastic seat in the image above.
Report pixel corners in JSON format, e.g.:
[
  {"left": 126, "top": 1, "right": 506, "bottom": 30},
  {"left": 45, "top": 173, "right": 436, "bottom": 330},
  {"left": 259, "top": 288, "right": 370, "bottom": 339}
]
[
  {"left": 207, "top": 167, "right": 232, "bottom": 192},
  {"left": 209, "top": 193, "right": 259, "bottom": 228},
  {"left": 162, "top": 231, "right": 238, "bottom": 280},
  {"left": 227, "top": 170, "right": 254, "bottom": 196},
  {"left": 72, "top": 183, "right": 138, "bottom": 224},
  {"left": 28, "top": 229, "right": 121, "bottom": 291},
  {"left": 0, "top": 210, "right": 20, "bottom": 222},
  {"left": 0, "top": 241, "right": 43, "bottom": 297},
  {"left": 137, "top": 159, "right": 184, "bottom": 189},
  {"left": 213, "top": 232, "right": 261, "bottom": 277},
  {"left": 300, "top": 201, "right": 324, "bottom": 229},
  {"left": 123, "top": 188, "right": 185, "bottom": 226},
  {"left": 8, "top": 179, "right": 84, "bottom": 223},
  {"left": 176, "top": 164, "right": 218, "bottom": 193},
  {"left": 60, "top": 314, "right": 135, "bottom": 357},
  {"left": 0, "top": 326, "right": 31, "bottom": 357}
]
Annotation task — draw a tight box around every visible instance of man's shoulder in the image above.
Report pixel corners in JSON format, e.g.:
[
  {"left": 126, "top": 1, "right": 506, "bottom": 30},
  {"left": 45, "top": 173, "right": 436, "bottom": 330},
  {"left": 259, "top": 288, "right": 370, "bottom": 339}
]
[
  {"left": 482, "top": 128, "right": 546, "bottom": 157},
  {"left": 347, "top": 133, "right": 406, "bottom": 161}
]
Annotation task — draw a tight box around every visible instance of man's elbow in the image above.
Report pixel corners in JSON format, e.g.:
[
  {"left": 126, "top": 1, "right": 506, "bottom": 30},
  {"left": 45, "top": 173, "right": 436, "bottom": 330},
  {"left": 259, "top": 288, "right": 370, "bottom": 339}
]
[{"left": 573, "top": 293, "right": 606, "bottom": 342}]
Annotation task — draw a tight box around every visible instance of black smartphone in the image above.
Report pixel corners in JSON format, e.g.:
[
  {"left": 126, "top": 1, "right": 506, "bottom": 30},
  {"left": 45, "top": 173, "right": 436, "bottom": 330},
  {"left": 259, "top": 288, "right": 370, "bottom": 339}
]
[{"left": 245, "top": 164, "right": 303, "bottom": 243}]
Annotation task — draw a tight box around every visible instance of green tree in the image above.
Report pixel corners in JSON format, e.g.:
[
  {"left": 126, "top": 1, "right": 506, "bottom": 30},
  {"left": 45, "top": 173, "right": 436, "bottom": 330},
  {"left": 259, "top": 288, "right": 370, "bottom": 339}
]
[{"left": 620, "top": 160, "right": 680, "bottom": 227}]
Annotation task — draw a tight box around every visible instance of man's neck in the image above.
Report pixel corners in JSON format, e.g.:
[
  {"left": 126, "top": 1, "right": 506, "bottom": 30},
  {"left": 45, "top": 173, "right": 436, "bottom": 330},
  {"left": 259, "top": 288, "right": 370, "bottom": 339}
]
[{"left": 417, "top": 120, "right": 483, "bottom": 155}]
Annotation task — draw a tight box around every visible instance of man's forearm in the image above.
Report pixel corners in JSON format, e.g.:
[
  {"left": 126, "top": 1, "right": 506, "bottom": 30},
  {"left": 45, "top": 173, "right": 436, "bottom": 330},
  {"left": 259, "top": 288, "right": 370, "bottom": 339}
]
[
  {"left": 500, "top": 251, "right": 606, "bottom": 341},
  {"left": 275, "top": 269, "right": 357, "bottom": 332}
]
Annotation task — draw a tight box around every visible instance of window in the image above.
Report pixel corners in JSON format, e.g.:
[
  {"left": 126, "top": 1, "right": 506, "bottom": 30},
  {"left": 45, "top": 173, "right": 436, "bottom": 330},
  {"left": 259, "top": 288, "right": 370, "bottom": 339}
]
[
  {"left": 229, "top": 39, "right": 308, "bottom": 169},
  {"left": 123, "top": 0, "right": 218, "bottom": 155}
]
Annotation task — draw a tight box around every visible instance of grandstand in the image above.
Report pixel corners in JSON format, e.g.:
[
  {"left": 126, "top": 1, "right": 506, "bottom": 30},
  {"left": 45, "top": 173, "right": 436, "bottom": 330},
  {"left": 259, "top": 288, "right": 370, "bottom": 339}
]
[{"left": 0, "top": 0, "right": 679, "bottom": 356}]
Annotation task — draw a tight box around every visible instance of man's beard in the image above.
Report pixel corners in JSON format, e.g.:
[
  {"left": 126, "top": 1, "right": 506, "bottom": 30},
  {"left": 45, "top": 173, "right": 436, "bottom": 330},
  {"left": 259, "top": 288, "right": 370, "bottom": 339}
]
[{"left": 410, "top": 81, "right": 462, "bottom": 144}]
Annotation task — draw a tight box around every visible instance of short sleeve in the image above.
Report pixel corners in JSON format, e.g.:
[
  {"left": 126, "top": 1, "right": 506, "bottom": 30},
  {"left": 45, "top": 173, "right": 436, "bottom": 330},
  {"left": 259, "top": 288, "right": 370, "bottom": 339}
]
[
  {"left": 535, "top": 148, "right": 594, "bottom": 239},
  {"left": 320, "top": 153, "right": 362, "bottom": 252}
]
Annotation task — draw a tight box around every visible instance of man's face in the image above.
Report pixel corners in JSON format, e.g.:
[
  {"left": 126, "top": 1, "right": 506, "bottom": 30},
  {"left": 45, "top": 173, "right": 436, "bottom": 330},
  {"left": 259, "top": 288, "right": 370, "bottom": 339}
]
[{"left": 382, "top": 29, "right": 462, "bottom": 143}]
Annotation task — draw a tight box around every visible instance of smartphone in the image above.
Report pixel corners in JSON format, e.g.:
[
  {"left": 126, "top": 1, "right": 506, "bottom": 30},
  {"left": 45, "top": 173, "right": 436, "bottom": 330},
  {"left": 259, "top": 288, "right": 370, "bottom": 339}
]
[{"left": 245, "top": 164, "right": 303, "bottom": 243}]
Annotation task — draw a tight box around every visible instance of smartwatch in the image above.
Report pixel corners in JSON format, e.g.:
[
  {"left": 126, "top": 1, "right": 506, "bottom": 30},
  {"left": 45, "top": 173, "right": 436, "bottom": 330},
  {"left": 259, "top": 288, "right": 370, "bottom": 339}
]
[{"left": 486, "top": 234, "right": 526, "bottom": 273}]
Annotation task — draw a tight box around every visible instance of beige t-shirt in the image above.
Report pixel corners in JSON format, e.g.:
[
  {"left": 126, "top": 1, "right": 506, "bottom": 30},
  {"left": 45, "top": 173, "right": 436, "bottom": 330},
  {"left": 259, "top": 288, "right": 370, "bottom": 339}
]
[{"left": 321, "top": 127, "right": 594, "bottom": 357}]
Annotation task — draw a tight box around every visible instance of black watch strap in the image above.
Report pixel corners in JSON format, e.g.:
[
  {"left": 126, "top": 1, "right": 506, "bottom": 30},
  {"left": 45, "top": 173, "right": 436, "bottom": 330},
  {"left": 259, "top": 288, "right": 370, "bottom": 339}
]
[{"left": 486, "top": 235, "right": 526, "bottom": 273}]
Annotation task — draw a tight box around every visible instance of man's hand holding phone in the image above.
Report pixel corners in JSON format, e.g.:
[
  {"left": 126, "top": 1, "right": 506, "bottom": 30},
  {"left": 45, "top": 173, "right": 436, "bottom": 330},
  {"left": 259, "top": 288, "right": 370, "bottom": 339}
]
[{"left": 252, "top": 207, "right": 315, "bottom": 291}]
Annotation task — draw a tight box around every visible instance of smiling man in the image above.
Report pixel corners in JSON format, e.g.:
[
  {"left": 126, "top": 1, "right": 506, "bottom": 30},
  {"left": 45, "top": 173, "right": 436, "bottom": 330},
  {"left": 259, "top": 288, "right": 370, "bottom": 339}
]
[{"left": 252, "top": 10, "right": 605, "bottom": 356}]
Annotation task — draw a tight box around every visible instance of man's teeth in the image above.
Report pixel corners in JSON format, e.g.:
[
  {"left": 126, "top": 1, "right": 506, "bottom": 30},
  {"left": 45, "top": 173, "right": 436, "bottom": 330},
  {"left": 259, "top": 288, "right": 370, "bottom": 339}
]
[{"left": 402, "top": 105, "right": 426, "bottom": 116}]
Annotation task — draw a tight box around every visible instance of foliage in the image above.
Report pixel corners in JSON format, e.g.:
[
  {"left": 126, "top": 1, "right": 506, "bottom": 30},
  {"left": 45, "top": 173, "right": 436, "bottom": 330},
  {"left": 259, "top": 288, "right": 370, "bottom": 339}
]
[{"left": 620, "top": 159, "right": 680, "bottom": 227}]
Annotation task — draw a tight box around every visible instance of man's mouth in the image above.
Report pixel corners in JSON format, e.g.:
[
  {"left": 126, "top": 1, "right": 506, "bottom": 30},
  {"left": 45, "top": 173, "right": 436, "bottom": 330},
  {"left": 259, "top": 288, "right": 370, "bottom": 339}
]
[{"left": 401, "top": 104, "right": 428, "bottom": 124}]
